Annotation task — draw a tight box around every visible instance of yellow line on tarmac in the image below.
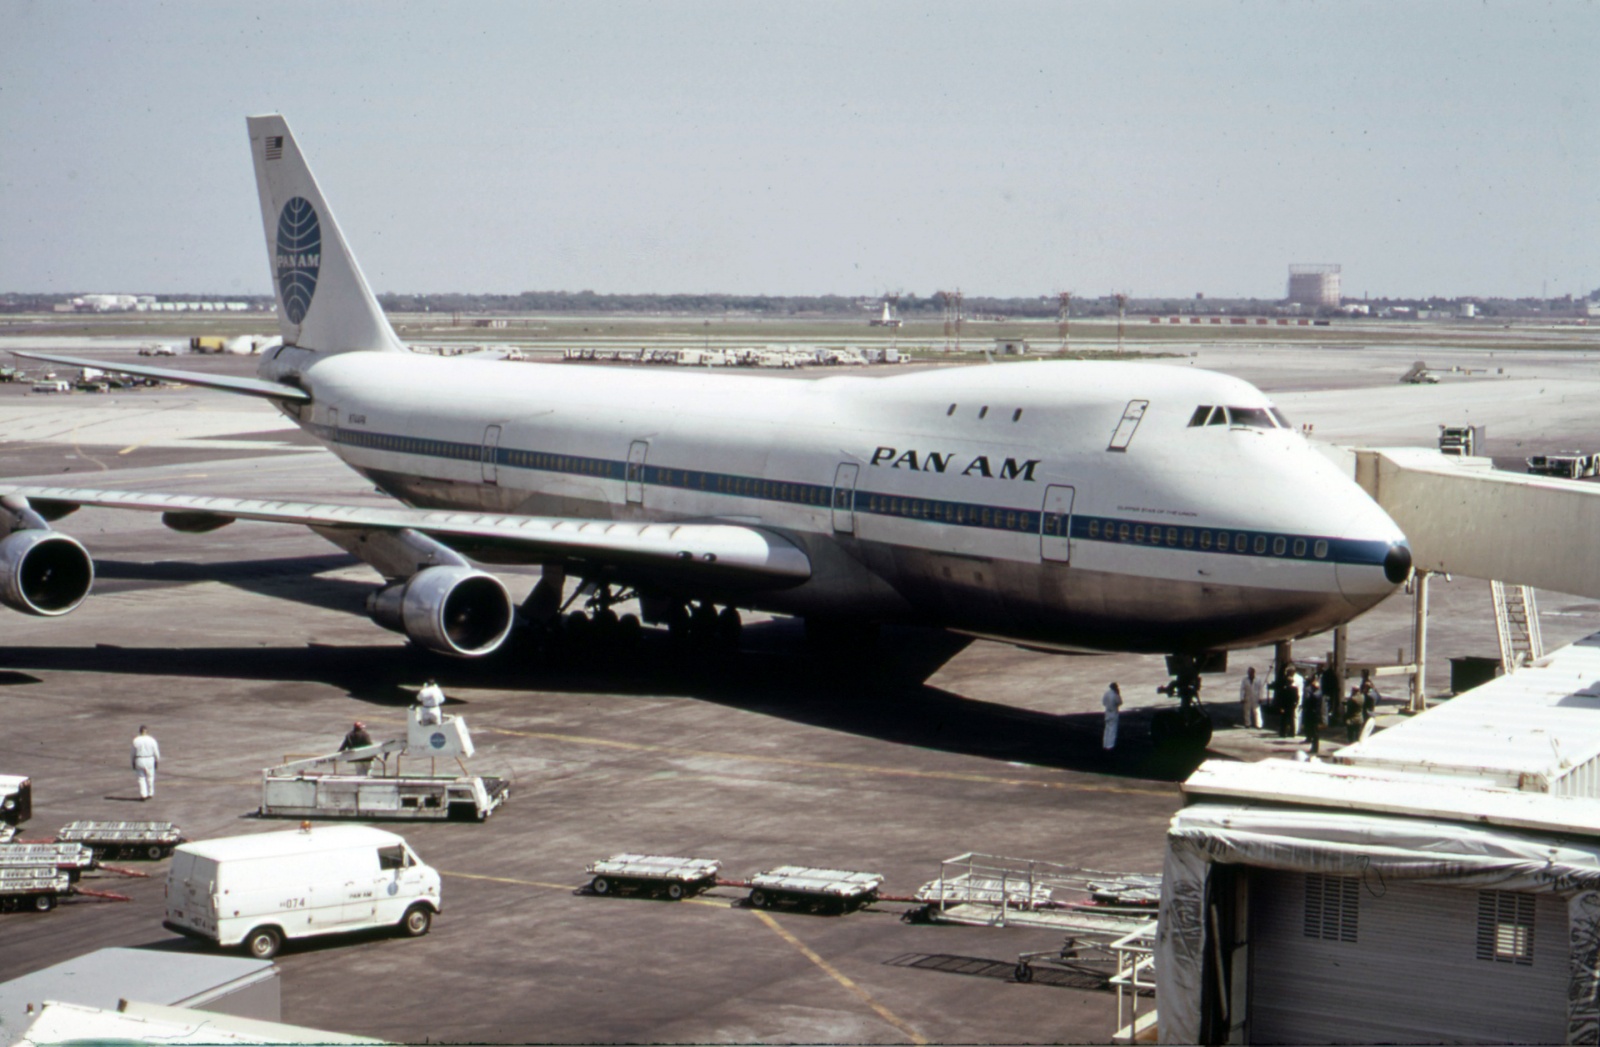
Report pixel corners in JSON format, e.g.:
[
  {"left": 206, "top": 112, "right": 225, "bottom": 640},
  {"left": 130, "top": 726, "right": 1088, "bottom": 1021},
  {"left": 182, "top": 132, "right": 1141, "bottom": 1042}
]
[
  {"left": 752, "top": 909, "right": 928, "bottom": 1045},
  {"left": 117, "top": 443, "right": 143, "bottom": 455},
  {"left": 489, "top": 727, "right": 1173, "bottom": 796},
  {"left": 442, "top": 870, "right": 576, "bottom": 892}
]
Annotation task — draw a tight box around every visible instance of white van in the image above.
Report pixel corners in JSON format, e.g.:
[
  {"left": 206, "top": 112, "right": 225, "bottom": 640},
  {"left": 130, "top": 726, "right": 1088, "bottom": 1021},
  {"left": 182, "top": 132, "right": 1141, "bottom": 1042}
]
[{"left": 164, "top": 825, "right": 441, "bottom": 959}]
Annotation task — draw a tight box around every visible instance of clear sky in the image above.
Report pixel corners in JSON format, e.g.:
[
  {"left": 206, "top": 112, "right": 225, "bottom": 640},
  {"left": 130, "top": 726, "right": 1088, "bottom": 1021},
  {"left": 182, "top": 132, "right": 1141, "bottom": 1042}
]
[{"left": 2, "top": 1, "right": 1595, "bottom": 300}]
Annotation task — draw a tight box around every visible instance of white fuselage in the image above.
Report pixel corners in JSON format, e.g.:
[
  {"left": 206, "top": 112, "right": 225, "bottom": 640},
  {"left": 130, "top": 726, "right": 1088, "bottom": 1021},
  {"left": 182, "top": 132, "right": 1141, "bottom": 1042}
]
[{"left": 261, "top": 348, "right": 1409, "bottom": 654}]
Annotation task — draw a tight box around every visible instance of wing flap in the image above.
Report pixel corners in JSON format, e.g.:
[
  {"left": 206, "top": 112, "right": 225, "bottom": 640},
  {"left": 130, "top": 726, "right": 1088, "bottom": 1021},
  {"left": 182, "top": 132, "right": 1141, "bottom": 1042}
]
[
  {"left": 8, "top": 351, "right": 311, "bottom": 403},
  {"left": 0, "top": 485, "right": 811, "bottom": 586}
]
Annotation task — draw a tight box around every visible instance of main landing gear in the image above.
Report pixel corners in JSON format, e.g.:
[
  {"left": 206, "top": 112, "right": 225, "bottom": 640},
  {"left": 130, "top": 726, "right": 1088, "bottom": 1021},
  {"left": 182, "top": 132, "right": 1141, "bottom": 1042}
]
[{"left": 517, "top": 570, "right": 743, "bottom": 659}]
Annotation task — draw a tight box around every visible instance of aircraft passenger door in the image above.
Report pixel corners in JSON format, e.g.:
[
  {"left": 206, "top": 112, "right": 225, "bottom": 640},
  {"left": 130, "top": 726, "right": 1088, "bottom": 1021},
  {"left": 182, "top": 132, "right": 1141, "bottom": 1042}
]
[
  {"left": 831, "top": 463, "right": 859, "bottom": 534},
  {"left": 481, "top": 425, "right": 502, "bottom": 485},
  {"left": 1040, "top": 484, "right": 1075, "bottom": 563},
  {"left": 1107, "top": 400, "right": 1149, "bottom": 452},
  {"left": 626, "top": 441, "right": 648, "bottom": 504}
]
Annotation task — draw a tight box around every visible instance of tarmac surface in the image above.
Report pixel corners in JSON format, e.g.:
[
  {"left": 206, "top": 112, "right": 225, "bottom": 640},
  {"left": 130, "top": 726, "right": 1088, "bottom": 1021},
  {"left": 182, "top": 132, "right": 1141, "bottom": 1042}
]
[{"left": 2, "top": 331, "right": 1600, "bottom": 1043}]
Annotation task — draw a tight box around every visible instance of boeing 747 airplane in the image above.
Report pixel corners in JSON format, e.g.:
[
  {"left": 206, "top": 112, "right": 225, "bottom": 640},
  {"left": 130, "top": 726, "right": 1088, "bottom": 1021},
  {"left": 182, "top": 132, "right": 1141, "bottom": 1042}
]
[{"left": 1, "top": 115, "right": 1412, "bottom": 708}]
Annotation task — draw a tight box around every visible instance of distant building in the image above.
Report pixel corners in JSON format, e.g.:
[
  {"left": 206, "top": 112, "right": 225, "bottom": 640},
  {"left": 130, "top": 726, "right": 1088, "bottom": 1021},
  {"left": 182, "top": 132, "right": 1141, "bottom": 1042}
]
[
  {"left": 993, "top": 337, "right": 1029, "bottom": 355},
  {"left": 1287, "top": 264, "right": 1341, "bottom": 309}
]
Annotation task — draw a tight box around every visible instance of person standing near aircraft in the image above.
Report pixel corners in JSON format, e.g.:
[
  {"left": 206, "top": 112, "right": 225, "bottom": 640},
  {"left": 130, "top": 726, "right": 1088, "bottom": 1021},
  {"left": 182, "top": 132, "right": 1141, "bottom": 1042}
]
[
  {"left": 1239, "top": 667, "right": 1264, "bottom": 729},
  {"left": 417, "top": 680, "right": 445, "bottom": 726},
  {"left": 1102, "top": 682, "right": 1123, "bottom": 751},
  {"left": 130, "top": 725, "right": 160, "bottom": 801},
  {"left": 1276, "top": 665, "right": 1302, "bottom": 738}
]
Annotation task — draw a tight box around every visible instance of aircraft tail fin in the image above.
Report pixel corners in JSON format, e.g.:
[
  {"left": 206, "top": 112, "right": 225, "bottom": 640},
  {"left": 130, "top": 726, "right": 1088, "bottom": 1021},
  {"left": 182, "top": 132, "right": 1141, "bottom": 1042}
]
[{"left": 246, "top": 114, "right": 405, "bottom": 354}]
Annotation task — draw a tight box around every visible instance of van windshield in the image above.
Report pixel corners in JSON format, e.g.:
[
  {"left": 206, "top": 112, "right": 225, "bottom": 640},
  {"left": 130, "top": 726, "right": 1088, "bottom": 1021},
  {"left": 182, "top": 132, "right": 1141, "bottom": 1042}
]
[{"left": 378, "top": 845, "right": 407, "bottom": 871}]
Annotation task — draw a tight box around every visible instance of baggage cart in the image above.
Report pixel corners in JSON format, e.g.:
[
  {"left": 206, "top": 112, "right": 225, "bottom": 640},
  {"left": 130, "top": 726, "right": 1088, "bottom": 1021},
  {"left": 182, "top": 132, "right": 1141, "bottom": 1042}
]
[
  {"left": 55, "top": 821, "right": 184, "bottom": 860},
  {"left": 0, "top": 843, "right": 96, "bottom": 880},
  {"left": 0, "top": 867, "right": 70, "bottom": 912},
  {"left": 585, "top": 854, "right": 721, "bottom": 900},
  {"left": 746, "top": 866, "right": 883, "bottom": 913}
]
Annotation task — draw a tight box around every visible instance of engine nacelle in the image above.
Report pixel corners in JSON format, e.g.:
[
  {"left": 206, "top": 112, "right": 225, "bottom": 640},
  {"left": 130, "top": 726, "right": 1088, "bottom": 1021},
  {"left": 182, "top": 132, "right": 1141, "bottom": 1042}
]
[
  {"left": 0, "top": 529, "right": 94, "bottom": 617},
  {"left": 366, "top": 566, "right": 513, "bottom": 658}
]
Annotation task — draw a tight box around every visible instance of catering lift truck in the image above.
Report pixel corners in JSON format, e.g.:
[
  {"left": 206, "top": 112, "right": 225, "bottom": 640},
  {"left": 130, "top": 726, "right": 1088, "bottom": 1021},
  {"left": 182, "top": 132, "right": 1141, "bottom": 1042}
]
[{"left": 260, "top": 708, "right": 508, "bottom": 821}]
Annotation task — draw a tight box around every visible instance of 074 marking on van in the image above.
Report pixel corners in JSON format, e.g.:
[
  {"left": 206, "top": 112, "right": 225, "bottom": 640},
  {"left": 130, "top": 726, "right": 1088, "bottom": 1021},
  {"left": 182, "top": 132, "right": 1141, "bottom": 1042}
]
[{"left": 279, "top": 896, "right": 308, "bottom": 910}]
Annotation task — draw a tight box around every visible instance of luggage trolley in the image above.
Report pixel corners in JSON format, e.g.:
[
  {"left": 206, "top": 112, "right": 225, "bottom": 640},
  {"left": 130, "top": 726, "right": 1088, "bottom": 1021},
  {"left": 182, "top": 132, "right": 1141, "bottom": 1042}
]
[
  {"left": 586, "top": 854, "right": 721, "bottom": 900},
  {"left": 0, "top": 843, "right": 96, "bottom": 881},
  {"left": 56, "top": 821, "right": 185, "bottom": 861},
  {"left": 0, "top": 867, "right": 71, "bottom": 912},
  {"left": 746, "top": 866, "right": 883, "bottom": 914}
]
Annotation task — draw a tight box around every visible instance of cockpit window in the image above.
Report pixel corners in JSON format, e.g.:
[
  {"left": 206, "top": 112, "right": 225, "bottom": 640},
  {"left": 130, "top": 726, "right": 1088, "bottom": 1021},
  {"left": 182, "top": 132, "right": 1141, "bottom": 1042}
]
[
  {"left": 1229, "top": 407, "right": 1274, "bottom": 429},
  {"left": 1189, "top": 404, "right": 1283, "bottom": 429}
]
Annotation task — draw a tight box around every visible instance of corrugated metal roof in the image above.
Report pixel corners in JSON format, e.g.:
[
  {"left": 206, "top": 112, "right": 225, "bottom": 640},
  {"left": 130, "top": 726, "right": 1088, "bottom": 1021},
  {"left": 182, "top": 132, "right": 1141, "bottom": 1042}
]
[
  {"left": 1332, "top": 631, "right": 1600, "bottom": 792},
  {"left": 1183, "top": 758, "right": 1600, "bottom": 837}
]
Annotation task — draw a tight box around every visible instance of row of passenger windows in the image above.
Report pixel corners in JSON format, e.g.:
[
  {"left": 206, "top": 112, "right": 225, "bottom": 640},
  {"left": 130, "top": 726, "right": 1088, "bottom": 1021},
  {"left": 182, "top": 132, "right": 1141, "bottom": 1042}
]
[
  {"left": 863, "top": 494, "right": 1032, "bottom": 531},
  {"left": 345, "top": 431, "right": 479, "bottom": 461},
  {"left": 714, "top": 474, "right": 827, "bottom": 504},
  {"left": 1087, "top": 518, "right": 1329, "bottom": 559},
  {"left": 1187, "top": 404, "right": 1291, "bottom": 429},
  {"left": 347, "top": 431, "right": 1326, "bottom": 555}
]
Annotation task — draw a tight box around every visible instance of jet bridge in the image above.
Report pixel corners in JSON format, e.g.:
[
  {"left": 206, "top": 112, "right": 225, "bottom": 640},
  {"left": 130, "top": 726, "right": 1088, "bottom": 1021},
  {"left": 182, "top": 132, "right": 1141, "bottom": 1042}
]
[{"left": 1353, "top": 448, "right": 1600, "bottom": 709}]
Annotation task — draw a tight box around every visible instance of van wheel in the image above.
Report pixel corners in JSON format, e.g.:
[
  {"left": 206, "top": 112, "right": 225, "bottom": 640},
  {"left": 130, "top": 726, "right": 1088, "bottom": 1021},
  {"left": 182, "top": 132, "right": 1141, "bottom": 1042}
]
[
  {"left": 400, "top": 904, "right": 432, "bottom": 938},
  {"left": 245, "top": 926, "right": 282, "bottom": 959}
]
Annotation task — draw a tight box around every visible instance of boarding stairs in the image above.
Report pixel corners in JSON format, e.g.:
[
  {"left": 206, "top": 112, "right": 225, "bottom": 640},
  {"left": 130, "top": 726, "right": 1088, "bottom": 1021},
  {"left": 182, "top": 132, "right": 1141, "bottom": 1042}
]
[{"left": 1491, "top": 581, "right": 1543, "bottom": 673}]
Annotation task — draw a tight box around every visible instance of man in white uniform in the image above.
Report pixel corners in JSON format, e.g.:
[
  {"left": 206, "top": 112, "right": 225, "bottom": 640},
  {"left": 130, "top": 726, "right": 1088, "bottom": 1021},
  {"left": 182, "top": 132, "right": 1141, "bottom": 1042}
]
[
  {"left": 1239, "top": 667, "right": 1264, "bottom": 729},
  {"left": 417, "top": 680, "right": 445, "bottom": 726},
  {"left": 131, "top": 725, "right": 160, "bottom": 800},
  {"left": 1102, "top": 682, "right": 1123, "bottom": 751}
]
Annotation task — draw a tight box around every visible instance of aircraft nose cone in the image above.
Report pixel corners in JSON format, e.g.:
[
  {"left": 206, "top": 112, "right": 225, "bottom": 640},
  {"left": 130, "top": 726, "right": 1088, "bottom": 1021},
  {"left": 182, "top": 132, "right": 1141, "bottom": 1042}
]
[{"left": 1383, "top": 542, "right": 1413, "bottom": 585}]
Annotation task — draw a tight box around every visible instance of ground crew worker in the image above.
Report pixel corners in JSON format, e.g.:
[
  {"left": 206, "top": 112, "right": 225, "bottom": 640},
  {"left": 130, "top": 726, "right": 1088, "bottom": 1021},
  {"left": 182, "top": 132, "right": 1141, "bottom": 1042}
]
[
  {"left": 1239, "top": 667, "right": 1264, "bottom": 729},
  {"left": 1102, "top": 682, "right": 1123, "bottom": 751},
  {"left": 340, "top": 720, "right": 375, "bottom": 776},
  {"left": 1303, "top": 679, "right": 1323, "bottom": 754},
  {"left": 131, "top": 725, "right": 160, "bottom": 801},
  {"left": 417, "top": 680, "right": 445, "bottom": 726},
  {"left": 1276, "top": 666, "right": 1301, "bottom": 738}
]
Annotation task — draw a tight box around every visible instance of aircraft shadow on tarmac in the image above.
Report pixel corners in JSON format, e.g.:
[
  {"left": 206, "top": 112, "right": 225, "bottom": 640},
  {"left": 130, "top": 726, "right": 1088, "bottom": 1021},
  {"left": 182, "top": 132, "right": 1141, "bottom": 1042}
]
[
  {"left": 0, "top": 607, "right": 1202, "bottom": 783},
  {"left": 92, "top": 555, "right": 372, "bottom": 614}
]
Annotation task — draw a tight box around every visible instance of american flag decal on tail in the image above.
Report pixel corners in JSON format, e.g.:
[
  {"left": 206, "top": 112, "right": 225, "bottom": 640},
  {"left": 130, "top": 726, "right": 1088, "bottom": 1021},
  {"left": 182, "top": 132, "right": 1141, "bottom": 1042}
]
[{"left": 264, "top": 136, "right": 283, "bottom": 161}]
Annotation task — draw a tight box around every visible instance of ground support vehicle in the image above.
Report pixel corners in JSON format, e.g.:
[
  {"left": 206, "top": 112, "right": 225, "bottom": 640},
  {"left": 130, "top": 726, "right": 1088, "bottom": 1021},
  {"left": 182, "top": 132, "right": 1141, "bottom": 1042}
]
[
  {"left": 0, "top": 867, "right": 71, "bottom": 912},
  {"left": 0, "top": 774, "right": 30, "bottom": 830},
  {"left": 259, "top": 710, "right": 507, "bottom": 821},
  {"left": 164, "top": 824, "right": 440, "bottom": 959},
  {"left": 745, "top": 866, "right": 883, "bottom": 913},
  {"left": 0, "top": 843, "right": 96, "bottom": 881},
  {"left": 1527, "top": 452, "right": 1596, "bottom": 479},
  {"left": 585, "top": 854, "right": 721, "bottom": 900},
  {"left": 56, "top": 820, "right": 185, "bottom": 860}
]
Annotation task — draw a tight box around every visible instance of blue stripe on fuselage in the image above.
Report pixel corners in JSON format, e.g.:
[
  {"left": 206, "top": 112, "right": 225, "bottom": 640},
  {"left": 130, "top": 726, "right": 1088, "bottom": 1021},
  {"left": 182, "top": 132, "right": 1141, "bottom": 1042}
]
[{"left": 318, "top": 423, "right": 1392, "bottom": 568}]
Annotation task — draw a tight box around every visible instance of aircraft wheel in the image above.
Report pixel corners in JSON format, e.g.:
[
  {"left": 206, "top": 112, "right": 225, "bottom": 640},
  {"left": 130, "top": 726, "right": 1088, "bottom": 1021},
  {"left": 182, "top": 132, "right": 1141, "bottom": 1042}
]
[
  {"left": 666, "top": 604, "right": 691, "bottom": 646},
  {"left": 617, "top": 613, "right": 642, "bottom": 648},
  {"left": 716, "top": 606, "right": 742, "bottom": 650},
  {"left": 690, "top": 602, "right": 719, "bottom": 645},
  {"left": 595, "top": 608, "right": 619, "bottom": 632},
  {"left": 565, "top": 611, "right": 592, "bottom": 647}
]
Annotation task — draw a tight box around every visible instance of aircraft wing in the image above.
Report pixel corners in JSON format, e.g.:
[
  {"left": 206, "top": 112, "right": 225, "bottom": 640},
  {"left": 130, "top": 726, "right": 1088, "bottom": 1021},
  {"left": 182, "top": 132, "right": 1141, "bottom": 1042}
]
[
  {"left": 8, "top": 351, "right": 310, "bottom": 403},
  {"left": 0, "top": 485, "right": 811, "bottom": 589}
]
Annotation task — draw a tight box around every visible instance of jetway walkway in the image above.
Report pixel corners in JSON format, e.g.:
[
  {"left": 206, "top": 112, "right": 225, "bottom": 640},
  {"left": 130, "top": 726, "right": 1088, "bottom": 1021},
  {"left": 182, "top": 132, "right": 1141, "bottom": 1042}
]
[{"left": 1352, "top": 448, "right": 1600, "bottom": 708}]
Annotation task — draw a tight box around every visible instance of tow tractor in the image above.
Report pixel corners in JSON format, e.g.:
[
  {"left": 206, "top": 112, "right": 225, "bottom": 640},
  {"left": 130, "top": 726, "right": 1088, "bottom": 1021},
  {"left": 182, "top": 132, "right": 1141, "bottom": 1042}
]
[
  {"left": 1, "top": 774, "right": 33, "bottom": 840},
  {"left": 260, "top": 708, "right": 508, "bottom": 821}
]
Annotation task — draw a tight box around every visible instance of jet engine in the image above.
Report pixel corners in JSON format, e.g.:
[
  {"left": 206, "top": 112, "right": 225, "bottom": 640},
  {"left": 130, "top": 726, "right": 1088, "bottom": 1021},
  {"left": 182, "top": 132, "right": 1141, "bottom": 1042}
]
[
  {"left": 366, "top": 565, "right": 514, "bottom": 657},
  {"left": 0, "top": 529, "right": 94, "bottom": 617}
]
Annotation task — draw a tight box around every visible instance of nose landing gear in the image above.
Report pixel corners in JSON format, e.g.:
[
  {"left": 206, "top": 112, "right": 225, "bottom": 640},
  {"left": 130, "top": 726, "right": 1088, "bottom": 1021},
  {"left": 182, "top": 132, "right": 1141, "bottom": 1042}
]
[{"left": 1150, "top": 655, "right": 1215, "bottom": 749}]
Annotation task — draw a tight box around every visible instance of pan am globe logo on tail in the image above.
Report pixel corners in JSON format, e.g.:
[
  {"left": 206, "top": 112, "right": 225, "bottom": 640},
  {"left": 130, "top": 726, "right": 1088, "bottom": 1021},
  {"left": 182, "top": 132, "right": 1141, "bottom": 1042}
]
[{"left": 275, "top": 197, "right": 321, "bottom": 324}]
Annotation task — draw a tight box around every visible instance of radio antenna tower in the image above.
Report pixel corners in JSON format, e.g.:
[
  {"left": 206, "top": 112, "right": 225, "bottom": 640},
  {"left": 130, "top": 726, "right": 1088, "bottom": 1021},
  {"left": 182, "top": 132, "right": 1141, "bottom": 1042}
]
[
  {"left": 1114, "top": 292, "right": 1128, "bottom": 353},
  {"left": 1057, "top": 291, "right": 1072, "bottom": 353}
]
